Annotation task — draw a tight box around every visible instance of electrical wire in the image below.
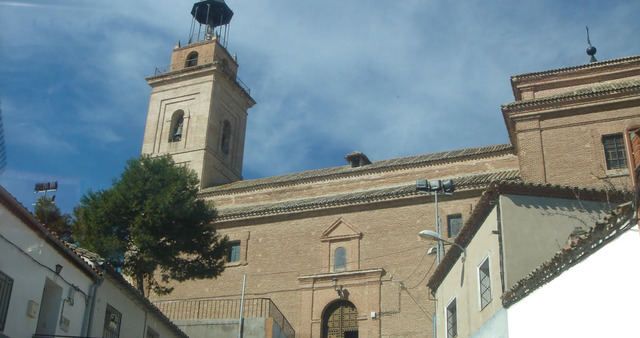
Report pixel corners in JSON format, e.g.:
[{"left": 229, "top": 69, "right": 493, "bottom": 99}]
[
  {"left": 407, "top": 258, "right": 436, "bottom": 290},
  {"left": 0, "top": 232, "right": 89, "bottom": 299},
  {"left": 248, "top": 244, "right": 426, "bottom": 277}
]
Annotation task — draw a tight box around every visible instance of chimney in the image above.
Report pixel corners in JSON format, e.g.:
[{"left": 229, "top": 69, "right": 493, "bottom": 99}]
[{"left": 345, "top": 152, "right": 371, "bottom": 168}]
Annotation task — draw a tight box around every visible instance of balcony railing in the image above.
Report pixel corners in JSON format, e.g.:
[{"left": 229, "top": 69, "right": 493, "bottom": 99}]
[
  {"left": 150, "top": 58, "right": 251, "bottom": 95},
  {"left": 154, "top": 297, "right": 294, "bottom": 338}
]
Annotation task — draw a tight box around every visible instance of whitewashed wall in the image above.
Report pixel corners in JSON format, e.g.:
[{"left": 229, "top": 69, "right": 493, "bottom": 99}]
[
  {"left": 0, "top": 203, "right": 94, "bottom": 337},
  {"left": 90, "top": 273, "right": 184, "bottom": 338},
  {"left": 507, "top": 224, "right": 640, "bottom": 338}
]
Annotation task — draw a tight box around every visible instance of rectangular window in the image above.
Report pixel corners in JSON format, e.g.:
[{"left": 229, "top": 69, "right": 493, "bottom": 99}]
[
  {"left": 103, "top": 304, "right": 122, "bottom": 338},
  {"left": 146, "top": 327, "right": 159, "bottom": 338},
  {"left": 446, "top": 299, "right": 457, "bottom": 338},
  {"left": 602, "top": 134, "right": 627, "bottom": 170},
  {"left": 447, "top": 214, "right": 463, "bottom": 238},
  {"left": 0, "top": 270, "right": 13, "bottom": 331},
  {"left": 227, "top": 241, "right": 241, "bottom": 263},
  {"left": 478, "top": 258, "right": 492, "bottom": 309}
]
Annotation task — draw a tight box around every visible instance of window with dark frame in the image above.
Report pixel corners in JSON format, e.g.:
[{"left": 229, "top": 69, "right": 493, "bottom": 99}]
[
  {"left": 446, "top": 299, "right": 457, "bottom": 338},
  {"left": 602, "top": 134, "right": 627, "bottom": 170},
  {"left": 447, "top": 214, "right": 463, "bottom": 238},
  {"left": 0, "top": 270, "right": 13, "bottom": 331},
  {"left": 478, "top": 258, "right": 492, "bottom": 309},
  {"left": 103, "top": 304, "right": 122, "bottom": 338},
  {"left": 227, "top": 241, "right": 241, "bottom": 263}
]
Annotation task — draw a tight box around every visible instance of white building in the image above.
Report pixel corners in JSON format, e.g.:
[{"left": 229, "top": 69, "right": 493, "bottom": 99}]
[
  {"left": 426, "top": 181, "right": 632, "bottom": 338},
  {"left": 502, "top": 202, "right": 638, "bottom": 338},
  {"left": 0, "top": 185, "right": 188, "bottom": 338}
]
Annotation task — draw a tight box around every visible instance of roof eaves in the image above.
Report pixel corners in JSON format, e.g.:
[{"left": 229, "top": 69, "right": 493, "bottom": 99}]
[
  {"left": 427, "top": 182, "right": 633, "bottom": 293},
  {"left": 501, "top": 202, "right": 635, "bottom": 308},
  {"left": 502, "top": 80, "right": 640, "bottom": 112},
  {"left": 510, "top": 55, "right": 640, "bottom": 82},
  {"left": 215, "top": 170, "right": 521, "bottom": 222},
  {"left": 0, "top": 185, "right": 100, "bottom": 280},
  {"left": 102, "top": 266, "right": 190, "bottom": 338},
  {"left": 200, "top": 144, "right": 515, "bottom": 197}
]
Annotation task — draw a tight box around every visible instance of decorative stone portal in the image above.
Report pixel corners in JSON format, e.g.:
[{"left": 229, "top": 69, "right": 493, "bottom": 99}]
[
  {"left": 322, "top": 300, "right": 358, "bottom": 338},
  {"left": 298, "top": 268, "right": 383, "bottom": 338}
]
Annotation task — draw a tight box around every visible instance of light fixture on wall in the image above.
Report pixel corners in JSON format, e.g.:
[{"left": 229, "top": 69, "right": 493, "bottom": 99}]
[
  {"left": 418, "top": 230, "right": 466, "bottom": 262},
  {"left": 55, "top": 264, "right": 63, "bottom": 275},
  {"left": 333, "top": 278, "right": 349, "bottom": 299}
]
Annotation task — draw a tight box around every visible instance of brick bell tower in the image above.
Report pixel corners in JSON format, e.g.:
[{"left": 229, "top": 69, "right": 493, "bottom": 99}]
[{"left": 141, "top": 0, "right": 255, "bottom": 188}]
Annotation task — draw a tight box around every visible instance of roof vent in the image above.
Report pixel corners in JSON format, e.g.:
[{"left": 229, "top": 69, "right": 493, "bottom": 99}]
[{"left": 345, "top": 152, "right": 371, "bottom": 168}]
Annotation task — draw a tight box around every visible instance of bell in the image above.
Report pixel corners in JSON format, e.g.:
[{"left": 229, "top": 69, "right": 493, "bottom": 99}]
[{"left": 173, "top": 122, "right": 183, "bottom": 141}]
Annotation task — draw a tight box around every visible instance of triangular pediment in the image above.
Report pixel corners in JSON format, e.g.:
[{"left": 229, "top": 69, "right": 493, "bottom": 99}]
[{"left": 321, "top": 218, "right": 362, "bottom": 242}]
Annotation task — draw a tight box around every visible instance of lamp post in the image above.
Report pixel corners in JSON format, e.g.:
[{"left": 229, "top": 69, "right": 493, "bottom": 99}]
[{"left": 416, "top": 179, "right": 454, "bottom": 263}]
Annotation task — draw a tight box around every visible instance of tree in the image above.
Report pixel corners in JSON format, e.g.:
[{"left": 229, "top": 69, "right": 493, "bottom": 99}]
[
  {"left": 73, "top": 155, "right": 228, "bottom": 296},
  {"left": 34, "top": 196, "right": 73, "bottom": 240}
]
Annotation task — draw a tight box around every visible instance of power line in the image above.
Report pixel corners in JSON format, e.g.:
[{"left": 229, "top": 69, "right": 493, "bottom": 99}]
[
  {"left": 407, "top": 258, "right": 436, "bottom": 290},
  {"left": 249, "top": 244, "right": 426, "bottom": 277}
]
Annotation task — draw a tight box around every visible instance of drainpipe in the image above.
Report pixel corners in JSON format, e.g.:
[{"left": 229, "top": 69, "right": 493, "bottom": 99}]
[{"left": 81, "top": 276, "right": 103, "bottom": 336}]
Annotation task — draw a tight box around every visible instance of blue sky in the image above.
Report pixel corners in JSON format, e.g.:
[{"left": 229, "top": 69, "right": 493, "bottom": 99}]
[{"left": 1, "top": 0, "right": 639, "bottom": 213}]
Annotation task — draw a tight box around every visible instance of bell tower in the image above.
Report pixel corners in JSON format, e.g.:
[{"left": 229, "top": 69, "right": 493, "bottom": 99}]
[{"left": 141, "top": 0, "right": 255, "bottom": 188}]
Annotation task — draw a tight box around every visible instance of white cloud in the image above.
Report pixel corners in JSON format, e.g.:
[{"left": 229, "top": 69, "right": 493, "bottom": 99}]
[{"left": 1, "top": 0, "right": 640, "bottom": 187}]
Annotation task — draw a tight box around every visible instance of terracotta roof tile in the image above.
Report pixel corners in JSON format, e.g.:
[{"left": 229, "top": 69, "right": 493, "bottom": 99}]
[
  {"left": 501, "top": 202, "right": 635, "bottom": 307},
  {"left": 511, "top": 55, "right": 640, "bottom": 81},
  {"left": 200, "top": 144, "right": 514, "bottom": 196},
  {"left": 427, "top": 182, "right": 632, "bottom": 293},
  {"left": 215, "top": 170, "right": 521, "bottom": 221},
  {"left": 502, "top": 79, "right": 640, "bottom": 111}
]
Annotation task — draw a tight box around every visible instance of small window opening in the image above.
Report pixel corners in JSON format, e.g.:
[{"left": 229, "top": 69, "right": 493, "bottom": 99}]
[
  {"left": 446, "top": 299, "right": 457, "bottom": 338},
  {"left": 221, "top": 120, "right": 231, "bottom": 155},
  {"left": 0, "top": 270, "right": 13, "bottom": 331},
  {"left": 602, "top": 134, "right": 627, "bottom": 170},
  {"left": 169, "top": 110, "right": 184, "bottom": 143},
  {"left": 334, "top": 247, "right": 346, "bottom": 272},
  {"left": 185, "top": 51, "right": 198, "bottom": 68},
  {"left": 478, "top": 258, "right": 492, "bottom": 309},
  {"left": 227, "top": 241, "right": 241, "bottom": 263},
  {"left": 447, "top": 214, "right": 463, "bottom": 238},
  {"left": 103, "top": 304, "right": 122, "bottom": 338}
]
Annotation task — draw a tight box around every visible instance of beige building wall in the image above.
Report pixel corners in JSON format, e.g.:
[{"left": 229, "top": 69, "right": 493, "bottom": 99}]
[
  {"left": 153, "top": 193, "right": 487, "bottom": 338},
  {"left": 142, "top": 38, "right": 255, "bottom": 188},
  {"left": 434, "top": 207, "right": 502, "bottom": 338},
  {"left": 434, "top": 194, "right": 612, "bottom": 338},
  {"left": 504, "top": 56, "right": 640, "bottom": 189},
  {"left": 499, "top": 194, "right": 608, "bottom": 289}
]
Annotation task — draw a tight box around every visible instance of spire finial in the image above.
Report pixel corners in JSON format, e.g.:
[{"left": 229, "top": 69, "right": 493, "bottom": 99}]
[{"left": 586, "top": 26, "right": 597, "bottom": 63}]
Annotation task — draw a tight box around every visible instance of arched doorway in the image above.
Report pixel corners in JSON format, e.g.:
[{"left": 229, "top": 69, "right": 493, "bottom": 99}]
[{"left": 322, "top": 300, "right": 358, "bottom": 338}]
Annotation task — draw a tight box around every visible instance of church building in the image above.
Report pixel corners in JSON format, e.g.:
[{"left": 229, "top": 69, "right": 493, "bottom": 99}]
[{"left": 141, "top": 1, "right": 640, "bottom": 338}]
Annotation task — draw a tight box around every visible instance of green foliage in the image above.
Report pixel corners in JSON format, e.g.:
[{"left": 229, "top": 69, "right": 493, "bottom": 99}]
[
  {"left": 73, "top": 155, "right": 227, "bottom": 295},
  {"left": 34, "top": 196, "right": 72, "bottom": 240}
]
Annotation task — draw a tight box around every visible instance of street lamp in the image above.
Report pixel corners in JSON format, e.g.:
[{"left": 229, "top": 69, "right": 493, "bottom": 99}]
[
  {"left": 418, "top": 230, "right": 466, "bottom": 262},
  {"left": 416, "top": 179, "right": 455, "bottom": 263}
]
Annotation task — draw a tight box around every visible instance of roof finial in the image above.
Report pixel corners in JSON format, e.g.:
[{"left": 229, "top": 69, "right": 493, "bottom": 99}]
[{"left": 586, "top": 26, "right": 597, "bottom": 63}]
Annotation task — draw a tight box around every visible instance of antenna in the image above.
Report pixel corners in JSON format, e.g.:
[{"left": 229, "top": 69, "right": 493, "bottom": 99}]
[{"left": 586, "top": 26, "right": 597, "bottom": 63}]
